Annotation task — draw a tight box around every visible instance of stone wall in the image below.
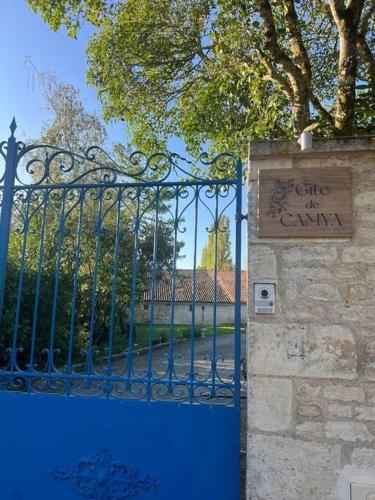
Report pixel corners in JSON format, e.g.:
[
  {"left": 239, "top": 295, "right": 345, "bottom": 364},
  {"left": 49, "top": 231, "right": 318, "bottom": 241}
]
[
  {"left": 135, "top": 302, "right": 247, "bottom": 325},
  {"left": 247, "top": 136, "right": 375, "bottom": 499}
]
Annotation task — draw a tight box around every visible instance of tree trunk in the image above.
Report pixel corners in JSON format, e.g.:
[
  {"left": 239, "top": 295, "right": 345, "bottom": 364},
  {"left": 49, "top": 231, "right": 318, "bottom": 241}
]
[
  {"left": 256, "top": 0, "right": 311, "bottom": 133},
  {"left": 336, "top": 23, "right": 359, "bottom": 134},
  {"left": 292, "top": 85, "right": 311, "bottom": 134},
  {"left": 330, "top": 1, "right": 365, "bottom": 135}
]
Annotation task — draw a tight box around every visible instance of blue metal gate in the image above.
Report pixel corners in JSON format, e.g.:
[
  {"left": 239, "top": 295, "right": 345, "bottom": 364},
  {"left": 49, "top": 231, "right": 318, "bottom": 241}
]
[{"left": 0, "top": 120, "right": 244, "bottom": 500}]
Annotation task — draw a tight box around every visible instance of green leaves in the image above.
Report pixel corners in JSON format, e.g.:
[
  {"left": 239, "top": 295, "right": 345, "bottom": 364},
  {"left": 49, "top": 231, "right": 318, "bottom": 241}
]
[
  {"left": 27, "top": 0, "right": 375, "bottom": 155},
  {"left": 199, "top": 215, "right": 233, "bottom": 271},
  {"left": 26, "top": 0, "right": 108, "bottom": 36}
]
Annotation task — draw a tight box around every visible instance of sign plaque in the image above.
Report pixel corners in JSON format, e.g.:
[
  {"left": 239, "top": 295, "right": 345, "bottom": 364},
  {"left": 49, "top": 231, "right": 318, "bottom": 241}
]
[{"left": 258, "top": 168, "right": 352, "bottom": 238}]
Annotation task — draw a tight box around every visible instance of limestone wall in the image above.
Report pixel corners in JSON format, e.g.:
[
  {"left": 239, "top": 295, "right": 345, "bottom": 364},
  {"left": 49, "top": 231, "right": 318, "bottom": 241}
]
[
  {"left": 247, "top": 136, "right": 375, "bottom": 499},
  {"left": 135, "top": 302, "right": 247, "bottom": 325}
]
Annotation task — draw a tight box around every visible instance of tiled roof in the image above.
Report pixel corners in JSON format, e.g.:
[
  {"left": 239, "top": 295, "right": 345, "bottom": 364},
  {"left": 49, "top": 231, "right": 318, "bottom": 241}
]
[{"left": 143, "top": 269, "right": 247, "bottom": 304}]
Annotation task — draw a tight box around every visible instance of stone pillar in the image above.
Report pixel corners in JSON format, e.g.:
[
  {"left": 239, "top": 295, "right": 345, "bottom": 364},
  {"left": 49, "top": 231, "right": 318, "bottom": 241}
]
[{"left": 247, "top": 136, "right": 375, "bottom": 499}]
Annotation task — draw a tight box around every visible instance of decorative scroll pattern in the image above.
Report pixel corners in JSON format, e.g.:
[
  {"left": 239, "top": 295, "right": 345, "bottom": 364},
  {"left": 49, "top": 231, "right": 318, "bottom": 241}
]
[
  {"left": 13, "top": 141, "right": 238, "bottom": 186},
  {"left": 0, "top": 121, "right": 243, "bottom": 406},
  {"left": 50, "top": 449, "right": 160, "bottom": 499}
]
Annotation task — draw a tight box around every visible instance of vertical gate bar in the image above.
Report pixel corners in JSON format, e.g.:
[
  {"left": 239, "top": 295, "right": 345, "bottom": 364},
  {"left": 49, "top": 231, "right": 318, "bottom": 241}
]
[
  {"left": 189, "top": 186, "right": 199, "bottom": 403},
  {"left": 147, "top": 186, "right": 160, "bottom": 400},
  {"left": 87, "top": 186, "right": 104, "bottom": 376},
  {"left": 234, "top": 159, "right": 243, "bottom": 408},
  {"left": 66, "top": 188, "right": 85, "bottom": 384},
  {"left": 211, "top": 187, "right": 219, "bottom": 399},
  {"left": 10, "top": 190, "right": 32, "bottom": 371},
  {"left": 167, "top": 186, "right": 179, "bottom": 394},
  {"left": 127, "top": 186, "right": 141, "bottom": 383},
  {"left": 0, "top": 120, "right": 17, "bottom": 322},
  {"left": 47, "top": 188, "right": 67, "bottom": 377},
  {"left": 106, "top": 187, "right": 122, "bottom": 385},
  {"left": 28, "top": 189, "right": 50, "bottom": 387}
]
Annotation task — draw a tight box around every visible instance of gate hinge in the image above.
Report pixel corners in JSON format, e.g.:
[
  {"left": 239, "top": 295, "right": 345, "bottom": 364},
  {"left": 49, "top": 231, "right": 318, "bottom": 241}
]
[{"left": 236, "top": 213, "right": 248, "bottom": 222}]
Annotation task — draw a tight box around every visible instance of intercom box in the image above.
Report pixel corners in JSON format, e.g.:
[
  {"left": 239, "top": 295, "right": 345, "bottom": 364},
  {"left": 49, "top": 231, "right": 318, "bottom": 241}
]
[{"left": 254, "top": 283, "right": 276, "bottom": 314}]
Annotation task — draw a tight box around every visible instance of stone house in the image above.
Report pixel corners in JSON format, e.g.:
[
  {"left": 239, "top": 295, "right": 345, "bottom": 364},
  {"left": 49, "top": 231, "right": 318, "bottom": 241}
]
[{"left": 135, "top": 269, "right": 247, "bottom": 325}]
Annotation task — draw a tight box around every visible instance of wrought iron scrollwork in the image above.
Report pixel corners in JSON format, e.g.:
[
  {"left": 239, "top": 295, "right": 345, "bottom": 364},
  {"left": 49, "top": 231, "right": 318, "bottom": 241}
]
[
  {"left": 13, "top": 140, "right": 238, "bottom": 187},
  {"left": 0, "top": 120, "right": 243, "bottom": 407}
]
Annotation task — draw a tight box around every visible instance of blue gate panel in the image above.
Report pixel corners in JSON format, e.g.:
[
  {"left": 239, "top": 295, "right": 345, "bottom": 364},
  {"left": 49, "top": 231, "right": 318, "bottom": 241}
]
[
  {"left": 0, "top": 392, "right": 240, "bottom": 500},
  {"left": 0, "top": 122, "right": 244, "bottom": 500}
]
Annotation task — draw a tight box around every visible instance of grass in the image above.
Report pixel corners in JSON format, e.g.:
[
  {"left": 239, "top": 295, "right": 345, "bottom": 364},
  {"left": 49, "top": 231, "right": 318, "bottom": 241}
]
[{"left": 98, "top": 323, "right": 244, "bottom": 356}]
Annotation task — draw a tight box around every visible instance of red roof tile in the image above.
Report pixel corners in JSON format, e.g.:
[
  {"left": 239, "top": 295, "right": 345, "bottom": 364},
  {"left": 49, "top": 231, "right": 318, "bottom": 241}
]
[{"left": 143, "top": 269, "right": 247, "bottom": 304}]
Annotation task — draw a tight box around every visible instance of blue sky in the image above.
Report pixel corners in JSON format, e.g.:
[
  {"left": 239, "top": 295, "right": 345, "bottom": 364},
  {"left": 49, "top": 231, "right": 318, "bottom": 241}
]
[
  {"left": 0, "top": 0, "right": 247, "bottom": 269},
  {"left": 0, "top": 0, "right": 122, "bottom": 143}
]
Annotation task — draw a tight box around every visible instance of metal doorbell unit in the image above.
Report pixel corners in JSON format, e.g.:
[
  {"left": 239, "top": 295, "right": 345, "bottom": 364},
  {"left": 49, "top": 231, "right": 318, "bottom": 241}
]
[{"left": 254, "top": 283, "right": 276, "bottom": 314}]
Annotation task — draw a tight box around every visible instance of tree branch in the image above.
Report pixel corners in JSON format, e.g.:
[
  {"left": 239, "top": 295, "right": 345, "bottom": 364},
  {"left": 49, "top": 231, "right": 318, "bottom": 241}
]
[
  {"left": 357, "top": 2, "right": 375, "bottom": 81},
  {"left": 358, "top": 2, "right": 374, "bottom": 32},
  {"left": 282, "top": 0, "right": 334, "bottom": 127},
  {"left": 328, "top": 0, "right": 365, "bottom": 134},
  {"left": 283, "top": 0, "right": 312, "bottom": 80},
  {"left": 309, "top": 94, "right": 334, "bottom": 124},
  {"left": 357, "top": 34, "right": 375, "bottom": 79},
  {"left": 255, "top": 49, "right": 293, "bottom": 99},
  {"left": 255, "top": 0, "right": 311, "bottom": 131}
]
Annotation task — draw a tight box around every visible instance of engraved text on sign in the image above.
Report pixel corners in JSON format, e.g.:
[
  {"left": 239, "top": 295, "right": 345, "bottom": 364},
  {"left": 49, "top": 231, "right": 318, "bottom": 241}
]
[{"left": 258, "top": 168, "right": 352, "bottom": 237}]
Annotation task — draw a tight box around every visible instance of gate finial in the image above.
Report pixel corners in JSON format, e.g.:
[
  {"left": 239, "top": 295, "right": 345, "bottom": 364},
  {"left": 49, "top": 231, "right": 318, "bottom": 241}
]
[{"left": 9, "top": 117, "right": 17, "bottom": 137}]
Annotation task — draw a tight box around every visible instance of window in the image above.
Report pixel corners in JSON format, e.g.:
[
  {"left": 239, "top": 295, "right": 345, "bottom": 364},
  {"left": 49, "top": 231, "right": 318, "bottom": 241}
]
[
  {"left": 143, "top": 304, "right": 149, "bottom": 310},
  {"left": 189, "top": 304, "right": 193, "bottom": 312}
]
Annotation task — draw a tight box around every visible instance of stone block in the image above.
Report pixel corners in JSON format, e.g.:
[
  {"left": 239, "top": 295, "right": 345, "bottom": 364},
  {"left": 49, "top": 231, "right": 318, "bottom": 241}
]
[
  {"left": 333, "top": 265, "right": 361, "bottom": 280},
  {"left": 282, "top": 266, "right": 333, "bottom": 283},
  {"left": 285, "top": 283, "right": 341, "bottom": 304},
  {"left": 353, "top": 227, "right": 375, "bottom": 244},
  {"left": 357, "top": 211, "right": 375, "bottom": 225},
  {"left": 357, "top": 338, "right": 375, "bottom": 380},
  {"left": 298, "top": 404, "right": 322, "bottom": 418},
  {"left": 350, "top": 448, "right": 375, "bottom": 468},
  {"left": 304, "top": 325, "right": 357, "bottom": 380},
  {"left": 283, "top": 246, "right": 337, "bottom": 264},
  {"left": 295, "top": 422, "right": 325, "bottom": 440},
  {"left": 296, "top": 383, "right": 321, "bottom": 402},
  {"left": 342, "top": 246, "right": 375, "bottom": 263},
  {"left": 363, "top": 269, "right": 375, "bottom": 282},
  {"left": 366, "top": 388, "right": 375, "bottom": 405},
  {"left": 326, "top": 421, "right": 373, "bottom": 442},
  {"left": 354, "top": 407, "right": 375, "bottom": 421},
  {"left": 354, "top": 191, "right": 375, "bottom": 209},
  {"left": 342, "top": 305, "right": 375, "bottom": 327},
  {"left": 249, "top": 323, "right": 357, "bottom": 379},
  {"left": 285, "top": 301, "right": 344, "bottom": 324},
  {"left": 345, "top": 285, "right": 368, "bottom": 301},
  {"left": 249, "top": 246, "right": 277, "bottom": 281},
  {"left": 303, "top": 284, "right": 341, "bottom": 302},
  {"left": 249, "top": 377, "right": 292, "bottom": 432},
  {"left": 323, "top": 385, "right": 365, "bottom": 403},
  {"left": 248, "top": 322, "right": 298, "bottom": 377},
  {"left": 328, "top": 404, "right": 352, "bottom": 419},
  {"left": 247, "top": 435, "right": 341, "bottom": 500}
]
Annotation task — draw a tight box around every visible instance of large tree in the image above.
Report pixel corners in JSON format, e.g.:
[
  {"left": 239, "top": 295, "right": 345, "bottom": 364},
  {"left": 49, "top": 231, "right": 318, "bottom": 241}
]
[
  {"left": 2, "top": 71, "right": 183, "bottom": 370},
  {"left": 26, "top": 61, "right": 107, "bottom": 152},
  {"left": 26, "top": 1, "right": 375, "bottom": 154}
]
